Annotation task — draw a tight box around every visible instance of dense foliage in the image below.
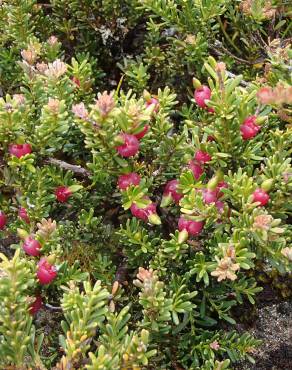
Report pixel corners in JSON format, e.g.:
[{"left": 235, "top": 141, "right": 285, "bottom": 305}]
[{"left": 0, "top": 1, "right": 291, "bottom": 369}]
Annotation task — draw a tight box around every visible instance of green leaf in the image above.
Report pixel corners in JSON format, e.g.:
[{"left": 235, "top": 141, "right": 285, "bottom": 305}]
[{"left": 68, "top": 184, "right": 83, "bottom": 193}]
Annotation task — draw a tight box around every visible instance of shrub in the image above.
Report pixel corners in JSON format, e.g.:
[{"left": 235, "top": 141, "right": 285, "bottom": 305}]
[{"left": 0, "top": 1, "right": 291, "bottom": 369}]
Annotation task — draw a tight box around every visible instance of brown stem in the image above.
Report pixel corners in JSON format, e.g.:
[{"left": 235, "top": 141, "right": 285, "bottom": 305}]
[
  {"left": 45, "top": 158, "right": 91, "bottom": 177},
  {"left": 212, "top": 41, "right": 266, "bottom": 65}
]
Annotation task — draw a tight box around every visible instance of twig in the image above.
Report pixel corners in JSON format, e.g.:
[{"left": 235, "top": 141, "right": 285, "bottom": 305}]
[
  {"left": 44, "top": 303, "right": 62, "bottom": 311},
  {"left": 45, "top": 158, "right": 91, "bottom": 177},
  {"left": 226, "top": 71, "right": 249, "bottom": 87},
  {"left": 37, "top": 3, "right": 53, "bottom": 8},
  {"left": 212, "top": 40, "right": 266, "bottom": 65}
]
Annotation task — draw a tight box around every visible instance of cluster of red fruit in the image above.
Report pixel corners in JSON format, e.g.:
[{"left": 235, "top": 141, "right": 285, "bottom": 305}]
[
  {"left": 116, "top": 168, "right": 228, "bottom": 242},
  {"left": 27, "top": 256, "right": 57, "bottom": 314},
  {"left": 240, "top": 115, "right": 261, "bottom": 140},
  {"left": 117, "top": 173, "right": 161, "bottom": 225},
  {"left": 0, "top": 207, "right": 58, "bottom": 316},
  {"left": 194, "top": 85, "right": 261, "bottom": 141},
  {"left": 0, "top": 190, "right": 72, "bottom": 234},
  {"left": 22, "top": 235, "right": 57, "bottom": 286},
  {"left": 8, "top": 143, "right": 32, "bottom": 158},
  {"left": 1, "top": 87, "right": 272, "bottom": 316},
  {"left": 115, "top": 97, "right": 159, "bottom": 157},
  {"left": 55, "top": 186, "right": 72, "bottom": 202},
  {"left": 0, "top": 207, "right": 31, "bottom": 229},
  {"left": 189, "top": 149, "right": 212, "bottom": 180},
  {"left": 0, "top": 209, "right": 56, "bottom": 314},
  {"left": 1, "top": 211, "right": 57, "bottom": 289},
  {"left": 162, "top": 173, "right": 228, "bottom": 243},
  {"left": 115, "top": 144, "right": 272, "bottom": 242},
  {"left": 114, "top": 98, "right": 161, "bottom": 221},
  {"left": 7, "top": 143, "right": 73, "bottom": 203},
  {"left": 194, "top": 85, "right": 214, "bottom": 113}
]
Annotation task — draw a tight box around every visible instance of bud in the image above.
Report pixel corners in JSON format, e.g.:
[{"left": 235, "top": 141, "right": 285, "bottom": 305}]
[
  {"left": 47, "top": 98, "right": 60, "bottom": 114},
  {"left": 148, "top": 213, "right": 161, "bottom": 225},
  {"left": 257, "top": 86, "right": 274, "bottom": 104},
  {"left": 17, "top": 228, "right": 29, "bottom": 240},
  {"left": 192, "top": 77, "right": 201, "bottom": 89},
  {"left": 112, "top": 281, "right": 119, "bottom": 295},
  {"left": 281, "top": 247, "right": 292, "bottom": 262},
  {"left": 215, "top": 62, "right": 226, "bottom": 73},
  {"left": 47, "top": 254, "right": 56, "bottom": 265},
  {"left": 134, "top": 232, "right": 141, "bottom": 240},
  {"left": 21, "top": 48, "right": 37, "bottom": 64},
  {"left": 113, "top": 135, "right": 125, "bottom": 146},
  {"left": 96, "top": 91, "right": 115, "bottom": 117},
  {"left": 143, "top": 89, "right": 152, "bottom": 102},
  {"left": 4, "top": 103, "right": 13, "bottom": 113},
  {"left": 160, "top": 194, "right": 173, "bottom": 208},
  {"left": 261, "top": 179, "right": 273, "bottom": 192},
  {"left": 141, "top": 329, "right": 149, "bottom": 343},
  {"left": 45, "top": 59, "right": 67, "bottom": 79},
  {"left": 178, "top": 229, "right": 189, "bottom": 244},
  {"left": 72, "top": 103, "right": 88, "bottom": 120},
  {"left": 207, "top": 56, "right": 217, "bottom": 68},
  {"left": 47, "top": 35, "right": 58, "bottom": 46},
  {"left": 207, "top": 176, "right": 219, "bottom": 191},
  {"left": 210, "top": 340, "right": 220, "bottom": 350},
  {"left": 255, "top": 116, "right": 268, "bottom": 125},
  {"left": 123, "top": 354, "right": 129, "bottom": 362},
  {"left": 13, "top": 94, "right": 25, "bottom": 105},
  {"left": 36, "top": 62, "right": 48, "bottom": 74},
  {"left": 215, "top": 169, "right": 224, "bottom": 182},
  {"left": 207, "top": 170, "right": 224, "bottom": 190},
  {"left": 185, "top": 34, "right": 196, "bottom": 45}
]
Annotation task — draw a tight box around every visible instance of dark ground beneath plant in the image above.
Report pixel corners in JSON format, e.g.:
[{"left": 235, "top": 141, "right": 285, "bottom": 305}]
[
  {"left": 33, "top": 281, "right": 292, "bottom": 370},
  {"left": 234, "top": 285, "right": 292, "bottom": 370}
]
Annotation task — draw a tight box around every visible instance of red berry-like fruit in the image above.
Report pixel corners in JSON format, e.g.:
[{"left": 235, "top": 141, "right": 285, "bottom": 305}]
[
  {"left": 9, "top": 143, "right": 32, "bottom": 158},
  {"left": 71, "top": 76, "right": 80, "bottom": 88},
  {"left": 0, "top": 211, "right": 7, "bottom": 230},
  {"left": 18, "top": 207, "right": 30, "bottom": 224},
  {"left": 240, "top": 124, "right": 257, "bottom": 140},
  {"left": 162, "top": 179, "right": 183, "bottom": 205},
  {"left": 178, "top": 216, "right": 204, "bottom": 236},
  {"left": 207, "top": 135, "right": 215, "bottom": 142},
  {"left": 194, "top": 85, "right": 211, "bottom": 109},
  {"left": 118, "top": 173, "right": 141, "bottom": 190},
  {"left": 189, "top": 160, "right": 204, "bottom": 180},
  {"left": 130, "top": 200, "right": 161, "bottom": 224},
  {"left": 146, "top": 97, "right": 159, "bottom": 113},
  {"left": 130, "top": 203, "right": 150, "bottom": 222},
  {"left": 195, "top": 150, "right": 212, "bottom": 164},
  {"left": 130, "top": 202, "right": 156, "bottom": 221},
  {"left": 55, "top": 186, "right": 72, "bottom": 203},
  {"left": 37, "top": 258, "right": 57, "bottom": 285},
  {"left": 134, "top": 125, "right": 149, "bottom": 140},
  {"left": 116, "top": 134, "right": 139, "bottom": 157},
  {"left": 216, "top": 181, "right": 228, "bottom": 198},
  {"left": 244, "top": 115, "right": 258, "bottom": 127},
  {"left": 201, "top": 189, "right": 217, "bottom": 204},
  {"left": 29, "top": 295, "right": 43, "bottom": 315},
  {"left": 252, "top": 188, "right": 270, "bottom": 206},
  {"left": 240, "top": 115, "right": 260, "bottom": 140},
  {"left": 23, "top": 236, "right": 41, "bottom": 256},
  {"left": 215, "top": 201, "right": 224, "bottom": 213}
]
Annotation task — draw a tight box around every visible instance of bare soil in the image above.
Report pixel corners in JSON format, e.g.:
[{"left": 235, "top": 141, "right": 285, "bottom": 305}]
[{"left": 235, "top": 284, "right": 292, "bottom": 370}]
